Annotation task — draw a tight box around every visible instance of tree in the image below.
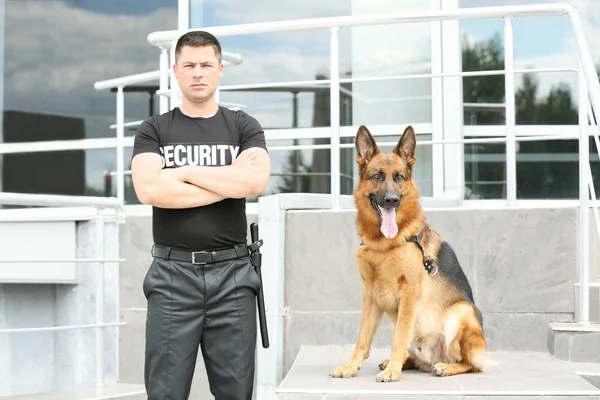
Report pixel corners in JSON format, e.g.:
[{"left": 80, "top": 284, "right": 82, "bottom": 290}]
[
  {"left": 461, "top": 34, "right": 598, "bottom": 199},
  {"left": 276, "top": 149, "right": 312, "bottom": 193},
  {"left": 462, "top": 34, "right": 506, "bottom": 125}
]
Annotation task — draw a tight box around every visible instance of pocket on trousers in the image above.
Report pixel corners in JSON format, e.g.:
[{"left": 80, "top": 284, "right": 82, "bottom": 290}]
[{"left": 142, "top": 259, "right": 157, "bottom": 299}]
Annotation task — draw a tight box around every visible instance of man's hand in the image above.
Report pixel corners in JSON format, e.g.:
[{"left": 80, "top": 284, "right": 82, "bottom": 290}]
[
  {"left": 181, "top": 147, "right": 271, "bottom": 199},
  {"left": 131, "top": 153, "right": 226, "bottom": 209}
]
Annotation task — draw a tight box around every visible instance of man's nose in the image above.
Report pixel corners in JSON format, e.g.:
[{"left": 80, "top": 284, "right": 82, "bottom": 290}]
[{"left": 192, "top": 65, "right": 203, "bottom": 77}]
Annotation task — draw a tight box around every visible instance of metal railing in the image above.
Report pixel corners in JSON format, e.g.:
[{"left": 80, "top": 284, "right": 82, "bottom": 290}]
[
  {"left": 141, "top": 4, "right": 600, "bottom": 400},
  {"left": 0, "top": 193, "right": 125, "bottom": 391},
  {"left": 145, "top": 1, "right": 600, "bottom": 313}
]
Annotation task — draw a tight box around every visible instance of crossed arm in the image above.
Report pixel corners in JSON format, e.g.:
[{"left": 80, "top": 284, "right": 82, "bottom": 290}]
[{"left": 131, "top": 147, "right": 271, "bottom": 209}]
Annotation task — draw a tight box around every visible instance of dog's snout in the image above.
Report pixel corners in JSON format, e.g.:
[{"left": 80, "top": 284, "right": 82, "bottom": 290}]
[{"left": 383, "top": 193, "right": 400, "bottom": 207}]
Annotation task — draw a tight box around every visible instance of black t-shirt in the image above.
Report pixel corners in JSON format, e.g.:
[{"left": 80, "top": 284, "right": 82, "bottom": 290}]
[{"left": 131, "top": 106, "right": 267, "bottom": 250}]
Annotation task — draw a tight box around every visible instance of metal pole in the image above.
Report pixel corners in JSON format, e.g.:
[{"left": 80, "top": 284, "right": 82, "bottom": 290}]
[
  {"left": 159, "top": 47, "right": 169, "bottom": 113},
  {"left": 95, "top": 210, "right": 106, "bottom": 386},
  {"left": 578, "top": 62, "right": 590, "bottom": 324},
  {"left": 504, "top": 17, "right": 517, "bottom": 205},
  {"left": 329, "top": 27, "right": 341, "bottom": 209},
  {"left": 116, "top": 87, "right": 125, "bottom": 203},
  {"left": 170, "top": 43, "right": 179, "bottom": 109}
]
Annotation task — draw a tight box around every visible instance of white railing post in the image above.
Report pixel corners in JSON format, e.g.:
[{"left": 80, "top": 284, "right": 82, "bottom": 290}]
[
  {"left": 578, "top": 62, "right": 590, "bottom": 324},
  {"left": 159, "top": 47, "right": 170, "bottom": 114},
  {"left": 95, "top": 210, "right": 106, "bottom": 386},
  {"left": 170, "top": 42, "right": 179, "bottom": 110},
  {"left": 329, "top": 26, "right": 341, "bottom": 209},
  {"left": 116, "top": 86, "right": 125, "bottom": 203},
  {"left": 504, "top": 16, "right": 517, "bottom": 205}
]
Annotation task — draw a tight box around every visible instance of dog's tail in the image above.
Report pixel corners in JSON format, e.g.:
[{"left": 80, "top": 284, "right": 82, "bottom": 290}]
[{"left": 470, "top": 350, "right": 499, "bottom": 371}]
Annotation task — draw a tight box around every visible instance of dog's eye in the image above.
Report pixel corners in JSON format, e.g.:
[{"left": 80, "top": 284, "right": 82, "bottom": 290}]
[
  {"left": 394, "top": 172, "right": 404, "bottom": 182},
  {"left": 372, "top": 173, "right": 381, "bottom": 180}
]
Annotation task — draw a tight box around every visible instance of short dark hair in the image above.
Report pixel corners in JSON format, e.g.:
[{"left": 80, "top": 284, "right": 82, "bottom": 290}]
[{"left": 175, "top": 31, "right": 222, "bottom": 63}]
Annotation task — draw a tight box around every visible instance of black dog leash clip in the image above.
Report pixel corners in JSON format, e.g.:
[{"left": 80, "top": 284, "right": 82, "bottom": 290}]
[{"left": 407, "top": 230, "right": 436, "bottom": 275}]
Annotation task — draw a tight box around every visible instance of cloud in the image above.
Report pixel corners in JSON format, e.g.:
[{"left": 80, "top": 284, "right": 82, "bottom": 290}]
[
  {"left": 210, "top": 0, "right": 432, "bottom": 128},
  {"left": 459, "top": 0, "right": 600, "bottom": 101},
  {"left": 514, "top": 0, "right": 600, "bottom": 100},
  {"left": 3, "top": 1, "right": 176, "bottom": 117},
  {"left": 199, "top": 0, "right": 349, "bottom": 24},
  {"left": 2, "top": 0, "right": 178, "bottom": 190}
]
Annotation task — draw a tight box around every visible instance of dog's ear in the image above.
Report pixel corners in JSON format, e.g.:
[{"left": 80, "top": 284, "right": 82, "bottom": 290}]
[
  {"left": 394, "top": 125, "right": 416, "bottom": 169},
  {"left": 355, "top": 125, "right": 379, "bottom": 167}
]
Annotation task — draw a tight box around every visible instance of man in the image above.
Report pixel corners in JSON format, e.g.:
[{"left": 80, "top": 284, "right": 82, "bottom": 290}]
[{"left": 130, "top": 30, "right": 271, "bottom": 400}]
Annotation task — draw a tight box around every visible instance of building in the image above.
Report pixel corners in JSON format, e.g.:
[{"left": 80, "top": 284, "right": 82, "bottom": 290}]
[
  {"left": 1, "top": 0, "right": 598, "bottom": 204},
  {"left": 0, "top": 0, "right": 599, "bottom": 399}
]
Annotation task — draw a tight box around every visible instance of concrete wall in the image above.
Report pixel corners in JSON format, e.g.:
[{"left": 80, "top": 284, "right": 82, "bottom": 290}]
[
  {"left": 282, "top": 207, "right": 581, "bottom": 372},
  {"left": 0, "top": 216, "right": 120, "bottom": 397},
  {"left": 0, "top": 203, "right": 595, "bottom": 398},
  {"left": 115, "top": 201, "right": 599, "bottom": 397}
]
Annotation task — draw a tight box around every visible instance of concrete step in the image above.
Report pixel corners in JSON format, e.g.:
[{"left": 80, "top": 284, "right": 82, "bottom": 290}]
[
  {"left": 276, "top": 345, "right": 600, "bottom": 399},
  {"left": 0, "top": 383, "right": 145, "bottom": 400},
  {"left": 548, "top": 322, "right": 600, "bottom": 363}
]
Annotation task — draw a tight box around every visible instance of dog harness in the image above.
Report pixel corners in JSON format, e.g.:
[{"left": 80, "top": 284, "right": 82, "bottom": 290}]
[{"left": 360, "top": 229, "right": 436, "bottom": 275}]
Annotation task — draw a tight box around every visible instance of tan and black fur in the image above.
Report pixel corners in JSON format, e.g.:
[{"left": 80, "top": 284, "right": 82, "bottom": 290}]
[{"left": 330, "top": 125, "right": 491, "bottom": 382}]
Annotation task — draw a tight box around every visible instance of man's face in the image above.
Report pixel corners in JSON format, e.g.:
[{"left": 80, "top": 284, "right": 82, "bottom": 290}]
[{"left": 173, "top": 45, "right": 224, "bottom": 104}]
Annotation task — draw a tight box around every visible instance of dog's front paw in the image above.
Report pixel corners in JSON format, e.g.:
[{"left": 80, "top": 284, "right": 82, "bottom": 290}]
[
  {"left": 432, "top": 363, "right": 449, "bottom": 377},
  {"left": 378, "top": 358, "right": 389, "bottom": 371},
  {"left": 330, "top": 364, "right": 359, "bottom": 378},
  {"left": 376, "top": 367, "right": 402, "bottom": 382}
]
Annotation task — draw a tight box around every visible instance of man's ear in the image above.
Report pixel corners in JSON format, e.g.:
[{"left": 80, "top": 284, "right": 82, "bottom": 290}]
[{"left": 393, "top": 125, "right": 416, "bottom": 169}]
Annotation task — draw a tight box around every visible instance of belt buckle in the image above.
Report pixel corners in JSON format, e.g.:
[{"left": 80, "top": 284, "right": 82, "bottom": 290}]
[{"left": 191, "top": 251, "right": 210, "bottom": 265}]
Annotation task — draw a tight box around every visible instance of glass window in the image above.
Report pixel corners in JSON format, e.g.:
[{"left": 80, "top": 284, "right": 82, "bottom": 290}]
[
  {"left": 459, "top": 0, "right": 600, "bottom": 199},
  {"left": 189, "top": 0, "right": 435, "bottom": 200},
  {"left": 0, "top": 0, "right": 177, "bottom": 206}
]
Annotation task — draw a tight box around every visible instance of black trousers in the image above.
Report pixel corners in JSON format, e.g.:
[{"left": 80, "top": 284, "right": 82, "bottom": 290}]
[{"left": 142, "top": 251, "right": 261, "bottom": 400}]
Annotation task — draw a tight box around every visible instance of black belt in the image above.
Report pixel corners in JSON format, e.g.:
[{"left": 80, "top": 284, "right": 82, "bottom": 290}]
[{"left": 152, "top": 243, "right": 249, "bottom": 265}]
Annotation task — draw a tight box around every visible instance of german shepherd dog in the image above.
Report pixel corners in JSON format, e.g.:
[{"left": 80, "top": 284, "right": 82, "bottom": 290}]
[{"left": 330, "top": 125, "right": 489, "bottom": 382}]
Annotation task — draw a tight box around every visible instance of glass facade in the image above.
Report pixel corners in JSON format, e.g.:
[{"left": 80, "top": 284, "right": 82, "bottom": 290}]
[
  {"left": 460, "top": 0, "right": 600, "bottom": 199},
  {"left": 1, "top": 0, "right": 598, "bottom": 206},
  {"left": 0, "top": 0, "right": 177, "bottom": 206},
  {"left": 192, "top": 0, "right": 437, "bottom": 199}
]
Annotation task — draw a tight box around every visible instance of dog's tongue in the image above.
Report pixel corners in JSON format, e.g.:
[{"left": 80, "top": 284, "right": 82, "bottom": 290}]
[{"left": 380, "top": 207, "right": 398, "bottom": 239}]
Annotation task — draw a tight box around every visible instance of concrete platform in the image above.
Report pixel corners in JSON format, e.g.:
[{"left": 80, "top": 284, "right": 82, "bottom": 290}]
[
  {"left": 0, "top": 383, "right": 145, "bottom": 400},
  {"left": 277, "top": 346, "right": 600, "bottom": 399}
]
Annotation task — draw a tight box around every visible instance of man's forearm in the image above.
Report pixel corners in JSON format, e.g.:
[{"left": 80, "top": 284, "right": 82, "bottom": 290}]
[
  {"left": 183, "top": 165, "right": 268, "bottom": 199},
  {"left": 139, "top": 172, "right": 226, "bottom": 209}
]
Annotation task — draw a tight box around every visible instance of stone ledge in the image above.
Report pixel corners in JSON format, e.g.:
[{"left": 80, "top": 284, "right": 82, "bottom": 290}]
[{"left": 277, "top": 345, "right": 600, "bottom": 399}]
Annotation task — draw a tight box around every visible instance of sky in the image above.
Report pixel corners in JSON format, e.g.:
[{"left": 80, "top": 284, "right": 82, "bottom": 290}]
[
  {"left": 1, "top": 0, "right": 599, "bottom": 194},
  {"left": 459, "top": 0, "right": 600, "bottom": 98}
]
